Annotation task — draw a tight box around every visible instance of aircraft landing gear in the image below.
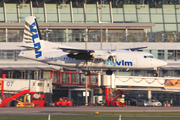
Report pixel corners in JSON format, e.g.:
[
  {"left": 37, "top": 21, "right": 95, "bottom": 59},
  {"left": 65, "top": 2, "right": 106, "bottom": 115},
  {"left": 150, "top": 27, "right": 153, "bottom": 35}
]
[
  {"left": 153, "top": 72, "right": 158, "bottom": 77},
  {"left": 84, "top": 70, "right": 91, "bottom": 76},
  {"left": 106, "top": 69, "right": 113, "bottom": 75}
]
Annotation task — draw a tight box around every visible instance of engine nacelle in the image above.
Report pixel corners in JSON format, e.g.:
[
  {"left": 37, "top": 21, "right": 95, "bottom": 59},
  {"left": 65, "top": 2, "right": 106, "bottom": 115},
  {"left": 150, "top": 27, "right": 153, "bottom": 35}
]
[
  {"left": 67, "top": 53, "right": 92, "bottom": 60},
  {"left": 92, "top": 54, "right": 109, "bottom": 60}
]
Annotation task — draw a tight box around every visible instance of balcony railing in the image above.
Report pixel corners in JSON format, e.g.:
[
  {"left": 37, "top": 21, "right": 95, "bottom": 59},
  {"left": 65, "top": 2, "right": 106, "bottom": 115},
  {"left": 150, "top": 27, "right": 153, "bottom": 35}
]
[{"left": 0, "top": 32, "right": 179, "bottom": 43}]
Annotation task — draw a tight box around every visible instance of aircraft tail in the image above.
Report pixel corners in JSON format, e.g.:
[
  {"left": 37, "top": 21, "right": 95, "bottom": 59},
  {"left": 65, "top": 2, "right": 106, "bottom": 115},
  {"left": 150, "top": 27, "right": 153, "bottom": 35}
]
[
  {"left": 20, "top": 16, "right": 44, "bottom": 59},
  {"left": 19, "top": 16, "right": 69, "bottom": 59},
  {"left": 23, "top": 16, "right": 42, "bottom": 44}
]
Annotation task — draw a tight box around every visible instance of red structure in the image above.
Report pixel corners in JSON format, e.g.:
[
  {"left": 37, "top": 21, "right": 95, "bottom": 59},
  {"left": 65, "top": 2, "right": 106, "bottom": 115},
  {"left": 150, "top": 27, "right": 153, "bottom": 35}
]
[
  {"left": 32, "top": 94, "right": 45, "bottom": 107},
  {"left": 54, "top": 97, "right": 72, "bottom": 107},
  {"left": 0, "top": 88, "right": 30, "bottom": 107},
  {"left": 51, "top": 71, "right": 99, "bottom": 87},
  {"left": 106, "top": 88, "right": 129, "bottom": 107}
]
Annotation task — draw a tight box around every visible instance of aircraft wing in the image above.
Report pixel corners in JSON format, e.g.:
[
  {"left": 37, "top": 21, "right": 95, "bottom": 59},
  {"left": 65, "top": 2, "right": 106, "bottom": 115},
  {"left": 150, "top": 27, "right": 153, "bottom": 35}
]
[
  {"left": 122, "top": 46, "right": 147, "bottom": 51},
  {"left": 19, "top": 45, "right": 40, "bottom": 50},
  {"left": 59, "top": 47, "right": 95, "bottom": 54}
]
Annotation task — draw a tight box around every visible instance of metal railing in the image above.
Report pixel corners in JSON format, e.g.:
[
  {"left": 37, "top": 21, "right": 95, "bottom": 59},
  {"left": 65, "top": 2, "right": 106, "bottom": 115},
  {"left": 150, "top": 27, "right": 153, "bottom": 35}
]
[{"left": 0, "top": 32, "right": 180, "bottom": 43}]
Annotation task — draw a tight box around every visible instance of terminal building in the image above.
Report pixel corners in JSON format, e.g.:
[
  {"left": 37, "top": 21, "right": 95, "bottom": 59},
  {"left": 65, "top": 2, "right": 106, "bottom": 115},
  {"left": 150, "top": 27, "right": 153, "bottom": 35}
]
[{"left": 0, "top": 0, "right": 180, "bottom": 106}]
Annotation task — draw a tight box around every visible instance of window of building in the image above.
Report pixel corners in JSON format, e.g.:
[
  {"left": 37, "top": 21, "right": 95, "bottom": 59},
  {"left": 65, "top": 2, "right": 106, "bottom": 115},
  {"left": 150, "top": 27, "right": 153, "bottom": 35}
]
[
  {"left": 6, "top": 4, "right": 18, "bottom": 23},
  {"left": 86, "top": 4, "right": 98, "bottom": 23},
  {"left": 0, "top": 7, "right": 4, "bottom": 22},
  {"left": 163, "top": 5, "right": 176, "bottom": 23},
  {"left": 59, "top": 4, "right": 71, "bottom": 23},
  {"left": 46, "top": 4, "right": 58, "bottom": 23},
  {"left": 137, "top": 5, "right": 150, "bottom": 23},
  {"left": 71, "top": 73, "right": 79, "bottom": 84},
  {"left": 158, "top": 50, "right": 164, "bottom": 59},
  {"left": 99, "top": 4, "right": 111, "bottom": 23},
  {"left": 19, "top": 4, "right": 31, "bottom": 23},
  {"left": 152, "top": 24, "right": 164, "bottom": 32},
  {"left": 68, "top": 29, "right": 85, "bottom": 42},
  {"left": 53, "top": 72, "right": 60, "bottom": 83},
  {"left": 150, "top": 8, "right": 163, "bottom": 23},
  {"left": 112, "top": 8, "right": 124, "bottom": 23},
  {"left": 73, "top": 8, "right": 84, "bottom": 23},
  {"left": 165, "top": 24, "right": 177, "bottom": 32},
  {"left": 62, "top": 73, "right": 69, "bottom": 84},
  {"left": 124, "top": 5, "right": 137, "bottom": 23},
  {"left": 33, "top": 7, "right": 45, "bottom": 23}
]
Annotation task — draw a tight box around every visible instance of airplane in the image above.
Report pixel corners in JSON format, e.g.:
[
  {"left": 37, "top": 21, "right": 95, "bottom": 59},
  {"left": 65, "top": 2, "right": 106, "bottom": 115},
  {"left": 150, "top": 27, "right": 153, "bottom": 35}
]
[{"left": 19, "top": 16, "right": 167, "bottom": 76}]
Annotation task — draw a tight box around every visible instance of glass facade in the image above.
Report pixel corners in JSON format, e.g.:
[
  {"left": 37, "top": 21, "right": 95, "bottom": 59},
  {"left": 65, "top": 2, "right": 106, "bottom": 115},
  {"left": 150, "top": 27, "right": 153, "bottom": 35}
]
[
  {"left": 124, "top": 5, "right": 137, "bottom": 23},
  {"left": 86, "top": 4, "right": 98, "bottom": 23},
  {"left": 99, "top": 4, "right": 111, "bottom": 23},
  {"left": 0, "top": 3, "right": 180, "bottom": 32},
  {"left": 6, "top": 4, "right": 18, "bottom": 23},
  {"left": 19, "top": 4, "right": 31, "bottom": 23},
  {"left": 46, "top": 4, "right": 58, "bottom": 23},
  {"left": 73, "top": 8, "right": 84, "bottom": 23},
  {"left": 33, "top": 7, "right": 45, "bottom": 23},
  {"left": 1, "top": 3, "right": 180, "bottom": 43},
  {"left": 59, "top": 4, "right": 71, "bottom": 23},
  {"left": 0, "top": 7, "right": 4, "bottom": 22}
]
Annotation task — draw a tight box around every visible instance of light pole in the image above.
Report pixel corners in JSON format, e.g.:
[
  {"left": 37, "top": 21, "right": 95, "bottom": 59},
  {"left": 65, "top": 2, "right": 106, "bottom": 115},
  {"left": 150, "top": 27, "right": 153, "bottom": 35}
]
[
  {"left": 100, "top": 0, "right": 102, "bottom": 49},
  {"left": 85, "top": 0, "right": 87, "bottom": 49},
  {"left": 85, "top": 0, "right": 88, "bottom": 106}
]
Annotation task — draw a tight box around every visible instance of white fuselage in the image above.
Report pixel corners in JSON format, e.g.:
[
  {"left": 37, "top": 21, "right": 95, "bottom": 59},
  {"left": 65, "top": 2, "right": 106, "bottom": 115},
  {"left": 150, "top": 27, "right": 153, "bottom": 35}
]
[{"left": 19, "top": 45, "right": 167, "bottom": 70}]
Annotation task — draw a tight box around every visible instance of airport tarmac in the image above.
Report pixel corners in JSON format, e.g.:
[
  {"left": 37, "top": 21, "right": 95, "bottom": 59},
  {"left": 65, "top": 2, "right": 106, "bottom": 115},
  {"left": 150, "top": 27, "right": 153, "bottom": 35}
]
[{"left": 0, "top": 106, "right": 180, "bottom": 116}]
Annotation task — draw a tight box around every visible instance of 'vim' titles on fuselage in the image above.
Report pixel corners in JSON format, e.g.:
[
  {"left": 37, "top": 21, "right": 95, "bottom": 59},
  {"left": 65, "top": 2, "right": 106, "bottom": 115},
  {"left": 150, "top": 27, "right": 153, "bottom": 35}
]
[{"left": 106, "top": 60, "right": 133, "bottom": 67}]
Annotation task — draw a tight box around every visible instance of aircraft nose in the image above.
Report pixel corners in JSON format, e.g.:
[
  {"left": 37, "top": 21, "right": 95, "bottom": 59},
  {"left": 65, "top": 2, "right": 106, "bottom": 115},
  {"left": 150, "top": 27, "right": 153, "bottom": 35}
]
[
  {"left": 161, "top": 60, "right": 167, "bottom": 66},
  {"left": 156, "top": 59, "right": 167, "bottom": 67}
]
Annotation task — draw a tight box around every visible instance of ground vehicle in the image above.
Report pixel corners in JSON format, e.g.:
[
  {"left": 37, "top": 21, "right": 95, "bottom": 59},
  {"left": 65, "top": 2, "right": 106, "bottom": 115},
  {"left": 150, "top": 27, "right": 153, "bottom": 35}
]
[
  {"left": 136, "top": 99, "right": 162, "bottom": 107},
  {"left": 107, "top": 89, "right": 129, "bottom": 107},
  {"left": 54, "top": 97, "right": 72, "bottom": 107},
  {"left": 136, "top": 99, "right": 149, "bottom": 106},
  {"left": 15, "top": 95, "right": 34, "bottom": 107},
  {"left": 149, "top": 100, "right": 162, "bottom": 106}
]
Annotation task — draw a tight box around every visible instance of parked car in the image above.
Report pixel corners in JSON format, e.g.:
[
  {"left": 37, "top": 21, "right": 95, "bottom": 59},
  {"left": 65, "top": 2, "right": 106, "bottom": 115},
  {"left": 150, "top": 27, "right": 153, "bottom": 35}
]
[
  {"left": 149, "top": 100, "right": 162, "bottom": 107},
  {"left": 136, "top": 99, "right": 149, "bottom": 106},
  {"left": 136, "top": 99, "right": 162, "bottom": 107}
]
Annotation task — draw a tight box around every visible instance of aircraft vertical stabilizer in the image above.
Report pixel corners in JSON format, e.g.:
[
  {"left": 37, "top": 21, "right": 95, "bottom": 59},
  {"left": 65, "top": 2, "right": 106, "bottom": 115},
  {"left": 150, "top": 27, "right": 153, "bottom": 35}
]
[{"left": 20, "top": 16, "right": 45, "bottom": 59}]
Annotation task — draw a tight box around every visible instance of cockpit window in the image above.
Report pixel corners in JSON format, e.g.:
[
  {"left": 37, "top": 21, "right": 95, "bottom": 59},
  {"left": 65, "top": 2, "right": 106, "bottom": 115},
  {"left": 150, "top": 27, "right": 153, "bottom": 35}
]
[{"left": 144, "top": 56, "right": 154, "bottom": 58}]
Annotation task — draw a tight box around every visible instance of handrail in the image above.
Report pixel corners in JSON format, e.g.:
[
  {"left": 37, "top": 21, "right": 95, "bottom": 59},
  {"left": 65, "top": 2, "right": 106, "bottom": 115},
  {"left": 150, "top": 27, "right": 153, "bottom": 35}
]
[{"left": 2, "top": 87, "right": 30, "bottom": 100}]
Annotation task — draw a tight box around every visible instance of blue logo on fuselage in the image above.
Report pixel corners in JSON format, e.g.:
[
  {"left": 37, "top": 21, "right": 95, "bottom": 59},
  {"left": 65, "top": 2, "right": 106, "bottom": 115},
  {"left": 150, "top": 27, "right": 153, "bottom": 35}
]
[
  {"left": 106, "top": 60, "right": 133, "bottom": 67},
  {"left": 29, "top": 22, "right": 42, "bottom": 58}
]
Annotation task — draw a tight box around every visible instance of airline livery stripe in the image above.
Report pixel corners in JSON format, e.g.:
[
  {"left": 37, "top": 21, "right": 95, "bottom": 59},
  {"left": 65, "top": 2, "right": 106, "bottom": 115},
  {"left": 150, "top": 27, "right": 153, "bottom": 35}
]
[
  {"left": 25, "top": 22, "right": 30, "bottom": 27},
  {"left": 25, "top": 41, "right": 33, "bottom": 43},
  {"left": 24, "top": 33, "right": 32, "bottom": 37},
  {"left": 24, "top": 27, "right": 33, "bottom": 35},
  {"left": 23, "top": 37, "right": 32, "bottom": 40}
]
